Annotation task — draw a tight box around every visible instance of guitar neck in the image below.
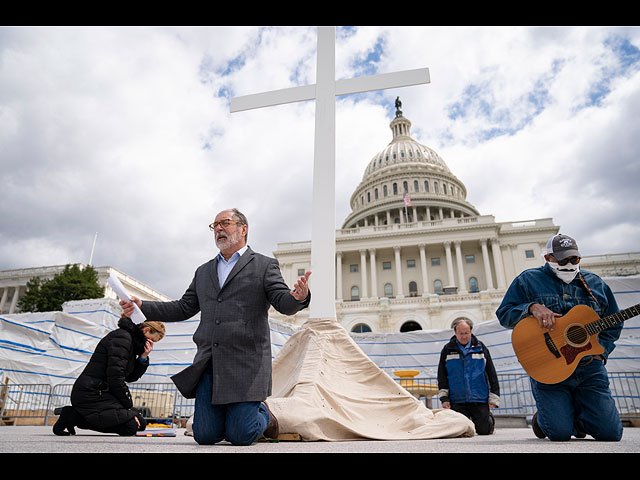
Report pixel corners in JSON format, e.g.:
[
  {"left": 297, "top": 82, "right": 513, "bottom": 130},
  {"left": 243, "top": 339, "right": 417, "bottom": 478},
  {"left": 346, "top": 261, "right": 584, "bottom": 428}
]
[{"left": 587, "top": 303, "right": 640, "bottom": 335}]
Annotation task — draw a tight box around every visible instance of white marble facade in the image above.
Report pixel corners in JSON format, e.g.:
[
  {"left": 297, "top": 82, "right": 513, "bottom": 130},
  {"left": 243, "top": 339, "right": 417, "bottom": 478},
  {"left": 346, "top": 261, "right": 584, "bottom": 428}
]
[{"left": 0, "top": 264, "right": 171, "bottom": 314}]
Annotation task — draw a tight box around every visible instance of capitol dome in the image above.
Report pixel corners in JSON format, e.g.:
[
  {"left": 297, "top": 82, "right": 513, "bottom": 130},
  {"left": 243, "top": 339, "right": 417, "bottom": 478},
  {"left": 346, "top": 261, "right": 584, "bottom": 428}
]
[{"left": 342, "top": 98, "right": 480, "bottom": 229}]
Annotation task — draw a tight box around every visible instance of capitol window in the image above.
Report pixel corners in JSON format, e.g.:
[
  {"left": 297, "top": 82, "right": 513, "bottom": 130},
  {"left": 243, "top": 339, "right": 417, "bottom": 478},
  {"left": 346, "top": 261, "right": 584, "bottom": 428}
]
[
  {"left": 350, "top": 264, "right": 358, "bottom": 273},
  {"left": 382, "top": 261, "right": 392, "bottom": 270},
  {"left": 434, "top": 279, "right": 443, "bottom": 294},
  {"left": 407, "top": 259, "right": 416, "bottom": 268},
  {"left": 384, "top": 283, "right": 393, "bottom": 297},
  {"left": 351, "top": 323, "right": 372, "bottom": 333},
  {"left": 431, "top": 257, "right": 440, "bottom": 266},
  {"left": 350, "top": 286, "right": 360, "bottom": 301}
]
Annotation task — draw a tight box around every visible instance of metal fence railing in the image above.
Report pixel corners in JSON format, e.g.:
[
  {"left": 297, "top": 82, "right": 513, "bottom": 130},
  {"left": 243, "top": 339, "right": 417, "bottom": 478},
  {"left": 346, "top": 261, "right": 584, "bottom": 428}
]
[
  {"left": 1, "top": 373, "right": 638, "bottom": 426},
  {"left": 397, "top": 372, "right": 640, "bottom": 420}
]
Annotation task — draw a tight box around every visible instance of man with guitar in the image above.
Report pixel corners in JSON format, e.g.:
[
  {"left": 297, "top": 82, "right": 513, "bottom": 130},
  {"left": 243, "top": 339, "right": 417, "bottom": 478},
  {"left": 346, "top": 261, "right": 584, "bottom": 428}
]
[{"left": 496, "top": 234, "right": 624, "bottom": 441}]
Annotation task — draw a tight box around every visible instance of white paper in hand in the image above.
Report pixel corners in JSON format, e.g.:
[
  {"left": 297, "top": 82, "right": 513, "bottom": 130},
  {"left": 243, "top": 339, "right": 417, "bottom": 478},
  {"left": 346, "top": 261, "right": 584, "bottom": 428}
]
[{"left": 107, "top": 273, "right": 147, "bottom": 325}]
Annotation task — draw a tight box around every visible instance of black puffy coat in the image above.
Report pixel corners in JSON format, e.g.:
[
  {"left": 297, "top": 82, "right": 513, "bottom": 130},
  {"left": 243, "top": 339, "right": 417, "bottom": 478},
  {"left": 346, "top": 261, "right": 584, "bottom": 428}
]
[{"left": 70, "top": 317, "right": 149, "bottom": 429}]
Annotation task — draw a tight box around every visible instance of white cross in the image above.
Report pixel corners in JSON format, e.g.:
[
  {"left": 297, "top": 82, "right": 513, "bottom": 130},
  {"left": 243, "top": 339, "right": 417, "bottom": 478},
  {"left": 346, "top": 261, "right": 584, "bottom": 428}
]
[{"left": 231, "top": 27, "right": 430, "bottom": 320}]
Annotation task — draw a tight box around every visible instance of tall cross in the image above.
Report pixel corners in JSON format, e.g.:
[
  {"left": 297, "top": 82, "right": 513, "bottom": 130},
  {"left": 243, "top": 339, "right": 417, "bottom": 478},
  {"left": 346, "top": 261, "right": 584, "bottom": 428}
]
[{"left": 231, "top": 27, "right": 430, "bottom": 320}]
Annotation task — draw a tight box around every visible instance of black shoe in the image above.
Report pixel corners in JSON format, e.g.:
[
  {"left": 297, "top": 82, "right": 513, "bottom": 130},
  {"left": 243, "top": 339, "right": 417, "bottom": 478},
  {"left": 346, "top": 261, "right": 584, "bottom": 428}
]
[
  {"left": 52, "top": 406, "right": 77, "bottom": 436},
  {"left": 262, "top": 402, "right": 279, "bottom": 439},
  {"left": 573, "top": 419, "right": 587, "bottom": 439},
  {"left": 531, "top": 412, "right": 546, "bottom": 439}
]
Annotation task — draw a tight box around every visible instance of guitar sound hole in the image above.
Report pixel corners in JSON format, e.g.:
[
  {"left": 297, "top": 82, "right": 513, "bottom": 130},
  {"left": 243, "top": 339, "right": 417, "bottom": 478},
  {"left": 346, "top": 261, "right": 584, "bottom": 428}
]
[{"left": 564, "top": 324, "right": 589, "bottom": 347}]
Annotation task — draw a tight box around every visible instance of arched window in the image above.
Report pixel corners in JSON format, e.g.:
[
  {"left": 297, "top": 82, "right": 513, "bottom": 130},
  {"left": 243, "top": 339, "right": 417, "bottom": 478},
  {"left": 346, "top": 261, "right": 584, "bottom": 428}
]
[
  {"left": 400, "top": 321, "right": 422, "bottom": 332},
  {"left": 383, "top": 185, "right": 388, "bottom": 197},
  {"left": 434, "top": 279, "right": 443, "bottom": 294},
  {"left": 375, "top": 188, "right": 379, "bottom": 200},
  {"left": 414, "top": 180, "right": 419, "bottom": 192},
  {"left": 424, "top": 181, "right": 429, "bottom": 192},
  {"left": 393, "top": 183, "right": 398, "bottom": 195},
  {"left": 351, "top": 323, "right": 372, "bottom": 333},
  {"left": 403, "top": 181, "right": 408, "bottom": 193},
  {"left": 469, "top": 277, "right": 479, "bottom": 293},
  {"left": 367, "top": 191, "right": 370, "bottom": 203},
  {"left": 434, "top": 182, "right": 439, "bottom": 193},
  {"left": 351, "top": 286, "right": 360, "bottom": 301},
  {"left": 408, "top": 281, "right": 418, "bottom": 297},
  {"left": 384, "top": 283, "right": 393, "bottom": 298}
]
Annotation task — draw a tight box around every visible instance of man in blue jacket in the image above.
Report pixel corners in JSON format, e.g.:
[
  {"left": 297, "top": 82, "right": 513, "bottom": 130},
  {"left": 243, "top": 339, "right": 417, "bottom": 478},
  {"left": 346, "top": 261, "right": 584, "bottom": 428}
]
[
  {"left": 438, "top": 318, "right": 500, "bottom": 435},
  {"left": 496, "top": 234, "right": 623, "bottom": 441}
]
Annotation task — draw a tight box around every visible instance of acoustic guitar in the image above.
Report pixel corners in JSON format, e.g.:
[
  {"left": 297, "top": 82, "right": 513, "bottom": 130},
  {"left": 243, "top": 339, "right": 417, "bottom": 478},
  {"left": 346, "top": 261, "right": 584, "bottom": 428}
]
[{"left": 511, "top": 303, "right": 640, "bottom": 384}]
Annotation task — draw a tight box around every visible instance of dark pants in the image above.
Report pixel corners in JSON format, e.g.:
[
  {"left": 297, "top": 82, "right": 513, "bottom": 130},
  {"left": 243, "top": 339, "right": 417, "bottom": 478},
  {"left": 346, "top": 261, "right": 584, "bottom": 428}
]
[
  {"left": 192, "top": 365, "right": 270, "bottom": 446},
  {"left": 451, "top": 402, "right": 494, "bottom": 435}
]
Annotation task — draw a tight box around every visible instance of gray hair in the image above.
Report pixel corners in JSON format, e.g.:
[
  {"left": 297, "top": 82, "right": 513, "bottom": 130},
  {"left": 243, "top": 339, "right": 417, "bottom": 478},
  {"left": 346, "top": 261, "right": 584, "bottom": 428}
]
[
  {"left": 451, "top": 317, "right": 473, "bottom": 332},
  {"left": 230, "top": 208, "right": 248, "bottom": 242}
]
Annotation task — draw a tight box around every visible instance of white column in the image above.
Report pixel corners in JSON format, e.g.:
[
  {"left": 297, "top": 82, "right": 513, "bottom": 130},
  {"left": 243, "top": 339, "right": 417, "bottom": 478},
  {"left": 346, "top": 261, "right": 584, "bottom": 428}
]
[
  {"left": 454, "top": 241, "right": 467, "bottom": 293},
  {"left": 480, "top": 239, "right": 495, "bottom": 290},
  {"left": 360, "top": 249, "right": 368, "bottom": 299},
  {"left": 0, "top": 287, "right": 8, "bottom": 312},
  {"left": 444, "top": 241, "right": 455, "bottom": 288},
  {"left": 336, "top": 252, "right": 343, "bottom": 301},
  {"left": 394, "top": 246, "right": 404, "bottom": 298},
  {"left": 9, "top": 286, "right": 21, "bottom": 314},
  {"left": 386, "top": 211, "right": 391, "bottom": 225},
  {"left": 419, "top": 244, "right": 430, "bottom": 295},
  {"left": 369, "top": 248, "right": 378, "bottom": 299},
  {"left": 490, "top": 238, "right": 507, "bottom": 288},
  {"left": 426, "top": 207, "right": 431, "bottom": 221}
]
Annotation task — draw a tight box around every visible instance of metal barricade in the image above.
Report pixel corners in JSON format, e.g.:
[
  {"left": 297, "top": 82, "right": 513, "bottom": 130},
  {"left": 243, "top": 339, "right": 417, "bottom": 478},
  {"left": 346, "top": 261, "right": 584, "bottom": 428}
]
[
  {"left": 0, "top": 371, "right": 638, "bottom": 426},
  {"left": 0, "top": 383, "right": 54, "bottom": 426},
  {"left": 395, "top": 372, "right": 640, "bottom": 421}
]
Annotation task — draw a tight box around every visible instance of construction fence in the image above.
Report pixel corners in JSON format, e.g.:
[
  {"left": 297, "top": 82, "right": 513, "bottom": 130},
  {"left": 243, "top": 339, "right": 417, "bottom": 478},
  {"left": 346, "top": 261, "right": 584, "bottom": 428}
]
[{"left": 1, "top": 373, "right": 639, "bottom": 427}]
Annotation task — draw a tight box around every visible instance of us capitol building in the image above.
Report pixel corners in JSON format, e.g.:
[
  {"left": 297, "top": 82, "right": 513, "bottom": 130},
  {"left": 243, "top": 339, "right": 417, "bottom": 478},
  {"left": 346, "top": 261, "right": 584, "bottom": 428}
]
[{"left": 270, "top": 99, "right": 640, "bottom": 333}]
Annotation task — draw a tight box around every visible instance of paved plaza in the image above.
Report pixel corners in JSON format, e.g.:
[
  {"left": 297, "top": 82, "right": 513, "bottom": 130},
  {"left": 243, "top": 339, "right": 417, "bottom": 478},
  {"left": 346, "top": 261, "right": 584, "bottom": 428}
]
[{"left": 1, "top": 425, "right": 639, "bottom": 454}]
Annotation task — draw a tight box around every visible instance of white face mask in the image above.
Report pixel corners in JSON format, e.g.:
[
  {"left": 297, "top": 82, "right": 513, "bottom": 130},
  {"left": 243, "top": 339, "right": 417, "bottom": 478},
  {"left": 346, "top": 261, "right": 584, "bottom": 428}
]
[{"left": 548, "top": 260, "right": 580, "bottom": 283}]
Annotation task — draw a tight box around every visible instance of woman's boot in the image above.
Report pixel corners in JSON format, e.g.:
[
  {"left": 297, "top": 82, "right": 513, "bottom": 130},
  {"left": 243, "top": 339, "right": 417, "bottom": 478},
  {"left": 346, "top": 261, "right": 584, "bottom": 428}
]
[{"left": 52, "top": 406, "right": 77, "bottom": 436}]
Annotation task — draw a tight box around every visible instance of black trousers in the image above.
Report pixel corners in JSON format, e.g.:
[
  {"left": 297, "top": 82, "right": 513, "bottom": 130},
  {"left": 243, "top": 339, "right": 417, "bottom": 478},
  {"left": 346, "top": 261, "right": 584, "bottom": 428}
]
[{"left": 451, "top": 402, "right": 495, "bottom": 435}]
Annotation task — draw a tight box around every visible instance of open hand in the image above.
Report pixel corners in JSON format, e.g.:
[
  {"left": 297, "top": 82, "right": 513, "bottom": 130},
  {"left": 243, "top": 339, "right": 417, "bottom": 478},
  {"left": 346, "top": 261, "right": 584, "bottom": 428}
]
[{"left": 290, "top": 271, "right": 311, "bottom": 301}]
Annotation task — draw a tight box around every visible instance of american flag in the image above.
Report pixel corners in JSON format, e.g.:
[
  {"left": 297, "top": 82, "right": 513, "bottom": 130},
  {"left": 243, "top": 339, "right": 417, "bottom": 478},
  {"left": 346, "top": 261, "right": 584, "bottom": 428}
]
[{"left": 404, "top": 193, "right": 412, "bottom": 206}]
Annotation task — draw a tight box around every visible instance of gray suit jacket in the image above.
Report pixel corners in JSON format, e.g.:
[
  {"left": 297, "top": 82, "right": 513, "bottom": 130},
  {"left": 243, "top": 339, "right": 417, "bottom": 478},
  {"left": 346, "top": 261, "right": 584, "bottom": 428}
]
[{"left": 141, "top": 247, "right": 310, "bottom": 403}]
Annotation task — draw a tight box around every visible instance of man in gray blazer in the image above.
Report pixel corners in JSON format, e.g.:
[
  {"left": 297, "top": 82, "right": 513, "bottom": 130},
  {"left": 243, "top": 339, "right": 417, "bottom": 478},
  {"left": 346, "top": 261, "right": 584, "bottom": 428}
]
[{"left": 120, "top": 208, "right": 311, "bottom": 446}]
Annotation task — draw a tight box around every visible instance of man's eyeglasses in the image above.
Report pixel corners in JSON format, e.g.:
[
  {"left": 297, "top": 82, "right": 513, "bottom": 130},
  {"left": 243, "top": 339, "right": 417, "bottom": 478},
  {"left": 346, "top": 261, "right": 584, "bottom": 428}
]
[
  {"left": 553, "top": 256, "right": 581, "bottom": 266},
  {"left": 209, "top": 220, "right": 242, "bottom": 231}
]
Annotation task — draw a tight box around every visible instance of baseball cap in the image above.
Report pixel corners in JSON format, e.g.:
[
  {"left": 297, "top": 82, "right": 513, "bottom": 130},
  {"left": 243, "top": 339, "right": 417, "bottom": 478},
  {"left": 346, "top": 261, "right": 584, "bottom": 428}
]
[{"left": 545, "top": 234, "right": 581, "bottom": 261}]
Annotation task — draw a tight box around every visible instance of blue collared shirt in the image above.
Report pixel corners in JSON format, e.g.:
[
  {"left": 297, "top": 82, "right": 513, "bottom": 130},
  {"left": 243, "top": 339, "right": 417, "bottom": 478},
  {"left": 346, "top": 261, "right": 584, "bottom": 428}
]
[{"left": 216, "top": 245, "right": 248, "bottom": 287}]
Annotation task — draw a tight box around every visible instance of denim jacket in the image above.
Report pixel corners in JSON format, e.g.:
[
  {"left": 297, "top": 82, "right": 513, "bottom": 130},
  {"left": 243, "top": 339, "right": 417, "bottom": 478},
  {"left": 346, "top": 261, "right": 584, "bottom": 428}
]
[{"left": 496, "top": 263, "right": 622, "bottom": 358}]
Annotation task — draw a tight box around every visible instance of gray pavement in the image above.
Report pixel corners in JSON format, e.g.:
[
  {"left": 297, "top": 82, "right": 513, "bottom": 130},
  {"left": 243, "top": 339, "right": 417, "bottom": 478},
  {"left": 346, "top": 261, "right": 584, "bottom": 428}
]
[{"left": 1, "top": 425, "right": 639, "bottom": 453}]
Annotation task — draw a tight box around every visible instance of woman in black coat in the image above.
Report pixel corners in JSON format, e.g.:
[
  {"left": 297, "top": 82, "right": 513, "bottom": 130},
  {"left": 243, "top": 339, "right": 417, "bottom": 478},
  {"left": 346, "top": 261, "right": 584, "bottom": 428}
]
[{"left": 53, "top": 316, "right": 165, "bottom": 436}]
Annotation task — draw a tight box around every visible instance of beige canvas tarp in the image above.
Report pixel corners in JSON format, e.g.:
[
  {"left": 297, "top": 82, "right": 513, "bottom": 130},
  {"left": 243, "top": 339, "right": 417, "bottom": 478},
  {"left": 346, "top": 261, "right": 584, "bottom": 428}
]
[{"left": 266, "top": 318, "right": 475, "bottom": 441}]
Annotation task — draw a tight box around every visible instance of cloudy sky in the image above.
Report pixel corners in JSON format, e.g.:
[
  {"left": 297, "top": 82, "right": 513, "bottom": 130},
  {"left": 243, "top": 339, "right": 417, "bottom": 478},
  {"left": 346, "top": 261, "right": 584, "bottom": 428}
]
[{"left": 1, "top": 26, "right": 639, "bottom": 299}]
